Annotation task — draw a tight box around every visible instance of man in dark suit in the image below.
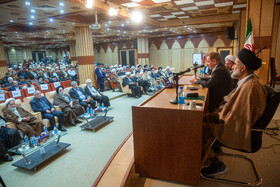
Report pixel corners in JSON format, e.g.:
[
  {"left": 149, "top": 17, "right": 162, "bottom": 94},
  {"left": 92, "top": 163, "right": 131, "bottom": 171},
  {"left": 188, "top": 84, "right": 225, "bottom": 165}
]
[
  {"left": 122, "top": 72, "right": 142, "bottom": 98},
  {"left": 84, "top": 79, "right": 110, "bottom": 107},
  {"left": 3, "top": 77, "right": 13, "bottom": 88},
  {"left": 2, "top": 73, "right": 10, "bottom": 84},
  {"left": 30, "top": 90, "right": 66, "bottom": 131},
  {"left": 9, "top": 81, "right": 22, "bottom": 91},
  {"left": 18, "top": 76, "right": 26, "bottom": 85},
  {"left": 17, "top": 68, "right": 29, "bottom": 79},
  {"left": 190, "top": 52, "right": 233, "bottom": 112},
  {"left": 95, "top": 63, "right": 105, "bottom": 92},
  {"left": 69, "top": 81, "right": 96, "bottom": 110}
]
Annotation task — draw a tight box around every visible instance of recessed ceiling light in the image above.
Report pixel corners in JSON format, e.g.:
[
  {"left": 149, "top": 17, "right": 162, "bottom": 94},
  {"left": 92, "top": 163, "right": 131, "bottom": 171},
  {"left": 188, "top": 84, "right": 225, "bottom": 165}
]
[
  {"left": 72, "top": 22, "right": 75, "bottom": 25},
  {"left": 121, "top": 23, "right": 125, "bottom": 27},
  {"left": 59, "top": 2, "right": 64, "bottom": 6},
  {"left": 49, "top": 18, "right": 54, "bottom": 22},
  {"left": 108, "top": 21, "right": 112, "bottom": 24},
  {"left": 31, "top": 9, "right": 35, "bottom": 13},
  {"left": 31, "top": 15, "right": 35, "bottom": 19},
  {"left": 60, "top": 10, "right": 64, "bottom": 13},
  {"left": 25, "top": 1, "right": 30, "bottom": 6},
  {"left": 10, "top": 20, "right": 14, "bottom": 23},
  {"left": 29, "top": 22, "right": 33, "bottom": 25}
]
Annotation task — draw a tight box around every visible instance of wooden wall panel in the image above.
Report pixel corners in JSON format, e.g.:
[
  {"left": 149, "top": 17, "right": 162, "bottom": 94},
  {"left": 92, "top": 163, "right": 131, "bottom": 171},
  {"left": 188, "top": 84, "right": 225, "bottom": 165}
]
[
  {"left": 260, "top": 0, "right": 275, "bottom": 37},
  {"left": 239, "top": 10, "right": 247, "bottom": 51},
  {"left": 248, "top": 0, "right": 262, "bottom": 37}
]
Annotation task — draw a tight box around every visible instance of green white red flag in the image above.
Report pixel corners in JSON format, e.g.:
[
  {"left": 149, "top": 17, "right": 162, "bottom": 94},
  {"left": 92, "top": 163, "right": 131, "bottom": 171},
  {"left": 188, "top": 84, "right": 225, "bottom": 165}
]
[{"left": 244, "top": 18, "right": 255, "bottom": 52}]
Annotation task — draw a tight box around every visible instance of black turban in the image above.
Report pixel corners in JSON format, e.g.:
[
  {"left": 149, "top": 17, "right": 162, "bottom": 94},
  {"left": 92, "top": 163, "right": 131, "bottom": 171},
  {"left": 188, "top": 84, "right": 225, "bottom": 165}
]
[{"left": 238, "top": 48, "right": 262, "bottom": 70}]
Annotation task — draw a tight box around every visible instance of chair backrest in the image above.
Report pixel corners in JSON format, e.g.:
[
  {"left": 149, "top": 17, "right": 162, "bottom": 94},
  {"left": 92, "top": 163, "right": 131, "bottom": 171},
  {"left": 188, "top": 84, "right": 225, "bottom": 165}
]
[
  {"left": 64, "top": 87, "right": 71, "bottom": 95},
  {"left": 251, "top": 85, "right": 280, "bottom": 152},
  {"left": 80, "top": 84, "right": 86, "bottom": 91},
  {"left": 0, "top": 99, "right": 21, "bottom": 116},
  {"left": 62, "top": 80, "right": 71, "bottom": 88},
  {"left": 22, "top": 86, "right": 37, "bottom": 97},
  {"left": 7, "top": 89, "right": 26, "bottom": 102},
  {"left": 50, "top": 82, "right": 62, "bottom": 91},
  {"left": 38, "top": 84, "right": 51, "bottom": 95},
  {"left": 0, "top": 92, "right": 9, "bottom": 103},
  {"left": 23, "top": 96, "right": 35, "bottom": 113},
  {"left": 45, "top": 91, "right": 57, "bottom": 104}
]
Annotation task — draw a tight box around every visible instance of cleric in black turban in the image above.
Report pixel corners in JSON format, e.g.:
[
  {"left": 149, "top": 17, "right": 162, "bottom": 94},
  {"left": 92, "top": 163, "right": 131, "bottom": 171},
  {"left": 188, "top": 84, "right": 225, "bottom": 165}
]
[{"left": 237, "top": 48, "right": 262, "bottom": 71}]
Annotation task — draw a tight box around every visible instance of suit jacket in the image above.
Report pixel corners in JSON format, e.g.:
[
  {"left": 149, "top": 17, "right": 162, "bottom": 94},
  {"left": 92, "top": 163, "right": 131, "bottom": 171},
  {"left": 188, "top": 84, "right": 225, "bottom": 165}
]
[
  {"left": 9, "top": 86, "right": 22, "bottom": 91},
  {"left": 196, "top": 63, "right": 233, "bottom": 112},
  {"left": 3, "top": 82, "right": 12, "bottom": 88},
  {"left": 151, "top": 72, "right": 159, "bottom": 79},
  {"left": 69, "top": 87, "right": 89, "bottom": 102},
  {"left": 3, "top": 107, "right": 34, "bottom": 123},
  {"left": 30, "top": 96, "right": 54, "bottom": 114},
  {"left": 95, "top": 68, "right": 105, "bottom": 84},
  {"left": 84, "top": 86, "right": 100, "bottom": 98},
  {"left": 122, "top": 76, "right": 135, "bottom": 87},
  {"left": 53, "top": 94, "right": 77, "bottom": 110},
  {"left": 118, "top": 72, "right": 125, "bottom": 76}
]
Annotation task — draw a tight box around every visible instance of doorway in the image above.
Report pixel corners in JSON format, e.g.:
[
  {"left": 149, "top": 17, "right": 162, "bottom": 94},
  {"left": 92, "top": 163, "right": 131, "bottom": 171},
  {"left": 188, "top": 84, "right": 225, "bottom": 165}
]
[{"left": 119, "top": 49, "right": 137, "bottom": 67}]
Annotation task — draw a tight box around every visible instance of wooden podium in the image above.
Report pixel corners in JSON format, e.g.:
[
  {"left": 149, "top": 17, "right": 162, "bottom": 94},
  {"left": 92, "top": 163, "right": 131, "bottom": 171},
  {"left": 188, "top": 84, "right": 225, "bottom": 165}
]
[{"left": 132, "top": 83, "right": 208, "bottom": 186}]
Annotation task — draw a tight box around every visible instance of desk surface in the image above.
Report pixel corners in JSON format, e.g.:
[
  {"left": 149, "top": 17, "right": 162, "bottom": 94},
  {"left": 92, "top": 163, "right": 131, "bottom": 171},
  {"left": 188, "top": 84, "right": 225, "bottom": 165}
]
[{"left": 140, "top": 85, "right": 207, "bottom": 111}]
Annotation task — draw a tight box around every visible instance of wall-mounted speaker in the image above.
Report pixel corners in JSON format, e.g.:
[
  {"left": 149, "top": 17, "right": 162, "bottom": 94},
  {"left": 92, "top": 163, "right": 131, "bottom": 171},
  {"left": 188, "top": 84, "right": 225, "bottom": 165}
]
[{"left": 226, "top": 27, "right": 235, "bottom": 40}]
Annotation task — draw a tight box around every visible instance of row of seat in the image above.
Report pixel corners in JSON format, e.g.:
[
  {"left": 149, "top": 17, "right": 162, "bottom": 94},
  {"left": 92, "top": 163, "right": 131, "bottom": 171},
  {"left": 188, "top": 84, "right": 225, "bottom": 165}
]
[{"left": 0, "top": 80, "right": 72, "bottom": 103}]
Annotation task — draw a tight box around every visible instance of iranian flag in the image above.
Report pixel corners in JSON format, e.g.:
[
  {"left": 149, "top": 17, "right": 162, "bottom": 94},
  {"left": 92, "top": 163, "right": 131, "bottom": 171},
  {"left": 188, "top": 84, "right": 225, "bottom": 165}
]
[{"left": 244, "top": 18, "right": 255, "bottom": 52}]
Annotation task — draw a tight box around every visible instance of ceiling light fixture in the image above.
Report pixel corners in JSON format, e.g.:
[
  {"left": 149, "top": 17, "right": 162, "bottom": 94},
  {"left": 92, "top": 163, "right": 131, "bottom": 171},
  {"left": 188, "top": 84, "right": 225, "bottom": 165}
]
[
  {"left": 109, "top": 7, "right": 119, "bottom": 16},
  {"left": 49, "top": 18, "right": 54, "bottom": 22},
  {"left": 29, "top": 22, "right": 33, "bottom": 25},
  {"left": 25, "top": 1, "right": 30, "bottom": 6},
  {"left": 131, "top": 11, "right": 143, "bottom": 23},
  {"left": 60, "top": 10, "right": 64, "bottom": 13},
  {"left": 31, "top": 9, "right": 35, "bottom": 13},
  {"left": 31, "top": 15, "right": 35, "bottom": 19},
  {"left": 59, "top": 2, "right": 64, "bottom": 7},
  {"left": 86, "top": 0, "right": 94, "bottom": 9},
  {"left": 10, "top": 20, "right": 14, "bottom": 23}
]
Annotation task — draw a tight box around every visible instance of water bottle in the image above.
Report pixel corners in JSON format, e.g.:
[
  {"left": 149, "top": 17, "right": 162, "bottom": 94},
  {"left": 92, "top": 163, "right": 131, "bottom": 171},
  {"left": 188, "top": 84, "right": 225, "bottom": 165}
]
[
  {"left": 53, "top": 125, "right": 58, "bottom": 136},
  {"left": 24, "top": 134, "right": 29, "bottom": 149},
  {"left": 90, "top": 107, "right": 94, "bottom": 118},
  {"left": 43, "top": 125, "right": 48, "bottom": 132},
  {"left": 102, "top": 103, "right": 105, "bottom": 113},
  {"left": 32, "top": 135, "right": 37, "bottom": 147},
  {"left": 178, "top": 87, "right": 185, "bottom": 105}
]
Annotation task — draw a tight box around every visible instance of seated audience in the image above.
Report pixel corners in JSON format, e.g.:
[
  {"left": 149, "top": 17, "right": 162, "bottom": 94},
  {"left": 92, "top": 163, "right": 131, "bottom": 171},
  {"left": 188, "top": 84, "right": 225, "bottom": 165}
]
[
  {"left": 30, "top": 90, "right": 66, "bottom": 131},
  {"left": 27, "top": 68, "right": 36, "bottom": 79},
  {"left": 69, "top": 81, "right": 96, "bottom": 111},
  {"left": 190, "top": 52, "right": 233, "bottom": 112},
  {"left": 9, "top": 81, "right": 22, "bottom": 91},
  {"left": 59, "top": 66, "right": 71, "bottom": 81},
  {"left": 118, "top": 68, "right": 126, "bottom": 76},
  {"left": 41, "top": 69, "right": 50, "bottom": 80},
  {"left": 0, "top": 87, "right": 6, "bottom": 93},
  {"left": 49, "top": 76, "right": 59, "bottom": 83},
  {"left": 201, "top": 49, "right": 267, "bottom": 176},
  {"left": 111, "top": 69, "right": 122, "bottom": 91},
  {"left": 84, "top": 79, "right": 110, "bottom": 108},
  {"left": 22, "top": 79, "right": 34, "bottom": 89},
  {"left": 165, "top": 66, "right": 173, "bottom": 76},
  {"left": 2, "top": 73, "right": 10, "bottom": 84},
  {"left": 4, "top": 77, "right": 13, "bottom": 88},
  {"left": 67, "top": 66, "right": 78, "bottom": 81},
  {"left": 102, "top": 68, "right": 111, "bottom": 90},
  {"left": 18, "top": 76, "right": 26, "bottom": 85},
  {"left": 157, "top": 67, "right": 169, "bottom": 83},
  {"left": 3, "top": 98, "right": 44, "bottom": 137},
  {"left": 0, "top": 116, "right": 22, "bottom": 162},
  {"left": 122, "top": 72, "right": 142, "bottom": 98},
  {"left": 53, "top": 86, "right": 83, "bottom": 126},
  {"left": 17, "top": 68, "right": 29, "bottom": 79}
]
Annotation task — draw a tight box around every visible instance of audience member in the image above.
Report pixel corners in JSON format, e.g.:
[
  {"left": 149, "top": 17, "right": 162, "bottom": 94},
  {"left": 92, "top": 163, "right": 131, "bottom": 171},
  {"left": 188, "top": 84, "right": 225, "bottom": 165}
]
[
  {"left": 122, "top": 72, "right": 142, "bottom": 98},
  {"left": 18, "top": 76, "right": 26, "bottom": 85},
  {"left": 30, "top": 90, "right": 66, "bottom": 131},
  {"left": 111, "top": 69, "right": 122, "bottom": 91},
  {"left": 95, "top": 63, "right": 105, "bottom": 92},
  {"left": 3, "top": 98, "right": 44, "bottom": 137},
  {"left": 22, "top": 79, "right": 34, "bottom": 89},
  {"left": 0, "top": 116, "right": 22, "bottom": 162},
  {"left": 9, "top": 81, "right": 22, "bottom": 91},
  {"left": 69, "top": 81, "right": 96, "bottom": 111},
  {"left": 53, "top": 86, "right": 83, "bottom": 126}
]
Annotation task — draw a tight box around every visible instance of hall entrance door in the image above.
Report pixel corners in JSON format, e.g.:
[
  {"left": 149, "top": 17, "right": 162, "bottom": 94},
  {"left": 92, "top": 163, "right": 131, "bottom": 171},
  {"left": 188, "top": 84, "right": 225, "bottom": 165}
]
[{"left": 119, "top": 49, "right": 137, "bottom": 67}]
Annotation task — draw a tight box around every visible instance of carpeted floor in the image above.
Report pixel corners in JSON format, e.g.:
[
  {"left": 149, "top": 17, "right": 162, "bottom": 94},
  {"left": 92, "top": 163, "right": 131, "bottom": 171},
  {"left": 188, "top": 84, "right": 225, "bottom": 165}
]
[{"left": 0, "top": 91, "right": 149, "bottom": 187}]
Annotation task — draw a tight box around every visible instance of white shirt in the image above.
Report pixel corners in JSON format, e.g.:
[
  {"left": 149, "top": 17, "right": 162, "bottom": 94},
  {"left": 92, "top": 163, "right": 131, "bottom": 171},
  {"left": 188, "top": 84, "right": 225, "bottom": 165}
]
[
  {"left": 68, "top": 69, "right": 76, "bottom": 76},
  {"left": 236, "top": 74, "right": 255, "bottom": 91}
]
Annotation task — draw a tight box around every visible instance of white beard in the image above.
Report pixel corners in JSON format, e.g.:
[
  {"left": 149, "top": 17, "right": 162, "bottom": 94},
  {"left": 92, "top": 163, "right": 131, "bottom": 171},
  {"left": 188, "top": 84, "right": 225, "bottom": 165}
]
[{"left": 231, "top": 68, "right": 241, "bottom": 79}]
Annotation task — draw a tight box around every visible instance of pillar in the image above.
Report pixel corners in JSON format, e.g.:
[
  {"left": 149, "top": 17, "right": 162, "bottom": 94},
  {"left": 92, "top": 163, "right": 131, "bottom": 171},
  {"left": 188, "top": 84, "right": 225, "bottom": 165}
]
[
  {"left": 22, "top": 47, "right": 33, "bottom": 62},
  {"left": 137, "top": 37, "right": 149, "bottom": 66},
  {"left": 246, "top": 0, "right": 275, "bottom": 84},
  {"left": 75, "top": 26, "right": 95, "bottom": 85},
  {"left": 0, "top": 39, "right": 7, "bottom": 77},
  {"left": 69, "top": 41, "right": 77, "bottom": 66}
]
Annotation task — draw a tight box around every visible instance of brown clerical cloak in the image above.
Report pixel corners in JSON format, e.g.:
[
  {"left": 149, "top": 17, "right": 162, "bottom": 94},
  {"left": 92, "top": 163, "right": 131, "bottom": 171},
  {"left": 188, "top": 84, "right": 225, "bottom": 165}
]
[
  {"left": 212, "top": 75, "right": 267, "bottom": 152},
  {"left": 3, "top": 107, "right": 44, "bottom": 138},
  {"left": 53, "top": 94, "right": 84, "bottom": 124}
]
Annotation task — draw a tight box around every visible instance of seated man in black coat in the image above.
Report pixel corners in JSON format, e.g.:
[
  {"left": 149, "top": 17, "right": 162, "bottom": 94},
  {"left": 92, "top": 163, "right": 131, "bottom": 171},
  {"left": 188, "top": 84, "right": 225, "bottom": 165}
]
[
  {"left": 190, "top": 52, "right": 233, "bottom": 112},
  {"left": 122, "top": 72, "right": 142, "bottom": 98},
  {"left": 0, "top": 116, "right": 22, "bottom": 162},
  {"left": 84, "top": 79, "right": 110, "bottom": 107},
  {"left": 69, "top": 81, "right": 96, "bottom": 111}
]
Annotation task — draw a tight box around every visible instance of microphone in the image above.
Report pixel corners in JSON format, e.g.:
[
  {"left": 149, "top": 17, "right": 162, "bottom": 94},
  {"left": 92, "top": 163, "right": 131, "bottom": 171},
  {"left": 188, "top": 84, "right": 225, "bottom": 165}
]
[
  {"left": 191, "top": 64, "right": 204, "bottom": 70},
  {"left": 256, "top": 46, "right": 266, "bottom": 54}
]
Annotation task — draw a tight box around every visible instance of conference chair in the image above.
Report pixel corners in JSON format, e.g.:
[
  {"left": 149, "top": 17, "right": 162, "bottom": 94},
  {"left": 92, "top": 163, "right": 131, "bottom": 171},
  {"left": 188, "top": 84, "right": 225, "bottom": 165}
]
[
  {"left": 50, "top": 82, "right": 62, "bottom": 91},
  {"left": 108, "top": 73, "right": 117, "bottom": 91},
  {"left": 22, "top": 87, "right": 38, "bottom": 97},
  {"left": 80, "top": 84, "right": 86, "bottom": 90},
  {"left": 200, "top": 86, "right": 280, "bottom": 186},
  {"left": 45, "top": 91, "right": 62, "bottom": 112},
  {"left": 0, "top": 92, "right": 9, "bottom": 104},
  {"left": 270, "top": 58, "right": 280, "bottom": 88},
  {"left": 38, "top": 84, "right": 51, "bottom": 95},
  {"left": 61, "top": 80, "right": 71, "bottom": 88},
  {"left": 23, "top": 95, "right": 57, "bottom": 128}
]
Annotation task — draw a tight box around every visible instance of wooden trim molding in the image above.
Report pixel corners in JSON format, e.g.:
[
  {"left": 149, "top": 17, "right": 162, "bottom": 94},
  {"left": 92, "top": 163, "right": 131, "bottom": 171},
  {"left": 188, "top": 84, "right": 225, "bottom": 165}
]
[
  {"left": 138, "top": 53, "right": 149, "bottom": 58},
  {"left": 93, "top": 132, "right": 133, "bottom": 187},
  {"left": 76, "top": 56, "right": 94, "bottom": 65},
  {"left": 71, "top": 57, "right": 77, "bottom": 61},
  {"left": 0, "top": 60, "right": 7, "bottom": 67}
]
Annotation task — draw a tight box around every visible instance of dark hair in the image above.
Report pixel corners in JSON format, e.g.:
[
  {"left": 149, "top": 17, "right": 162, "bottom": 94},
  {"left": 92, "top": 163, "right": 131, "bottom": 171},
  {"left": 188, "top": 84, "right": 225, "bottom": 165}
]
[
  {"left": 56, "top": 85, "right": 64, "bottom": 94},
  {"left": 143, "top": 69, "right": 148, "bottom": 72},
  {"left": 208, "top": 52, "right": 221, "bottom": 63},
  {"left": 158, "top": 67, "right": 162, "bottom": 70},
  {"left": 135, "top": 71, "right": 140, "bottom": 74},
  {"left": 144, "top": 65, "right": 148, "bottom": 68}
]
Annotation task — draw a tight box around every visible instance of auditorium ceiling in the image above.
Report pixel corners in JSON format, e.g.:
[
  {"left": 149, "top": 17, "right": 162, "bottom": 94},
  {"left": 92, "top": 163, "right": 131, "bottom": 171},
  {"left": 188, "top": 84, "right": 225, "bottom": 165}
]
[{"left": 0, "top": 0, "right": 249, "bottom": 48}]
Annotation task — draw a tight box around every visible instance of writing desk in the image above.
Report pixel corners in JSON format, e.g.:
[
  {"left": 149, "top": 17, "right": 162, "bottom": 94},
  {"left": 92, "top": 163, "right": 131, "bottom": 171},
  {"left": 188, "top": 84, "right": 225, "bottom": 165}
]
[{"left": 132, "top": 80, "right": 208, "bottom": 186}]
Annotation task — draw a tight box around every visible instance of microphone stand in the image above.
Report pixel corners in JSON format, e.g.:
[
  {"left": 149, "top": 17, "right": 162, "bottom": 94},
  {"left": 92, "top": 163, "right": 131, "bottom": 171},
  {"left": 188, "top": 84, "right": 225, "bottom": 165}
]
[{"left": 170, "top": 68, "right": 191, "bottom": 104}]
